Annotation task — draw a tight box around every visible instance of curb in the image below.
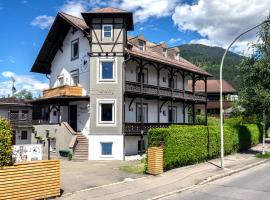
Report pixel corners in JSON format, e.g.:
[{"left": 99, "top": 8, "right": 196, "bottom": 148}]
[{"left": 148, "top": 159, "right": 270, "bottom": 200}]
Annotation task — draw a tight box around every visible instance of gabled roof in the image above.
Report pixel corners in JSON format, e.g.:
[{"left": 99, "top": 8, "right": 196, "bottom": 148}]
[
  {"left": 31, "top": 13, "right": 89, "bottom": 74},
  {"left": 82, "top": 7, "right": 134, "bottom": 31},
  {"left": 188, "top": 80, "right": 236, "bottom": 93},
  {"left": 0, "top": 97, "right": 32, "bottom": 107},
  {"left": 88, "top": 7, "right": 128, "bottom": 13}
]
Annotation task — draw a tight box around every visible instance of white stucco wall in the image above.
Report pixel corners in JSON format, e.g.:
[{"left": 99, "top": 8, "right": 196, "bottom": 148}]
[
  {"left": 50, "top": 28, "right": 90, "bottom": 95},
  {"left": 125, "top": 135, "right": 148, "bottom": 156},
  {"left": 14, "top": 128, "right": 32, "bottom": 145},
  {"left": 88, "top": 135, "right": 124, "bottom": 160},
  {"left": 125, "top": 98, "right": 186, "bottom": 123}
]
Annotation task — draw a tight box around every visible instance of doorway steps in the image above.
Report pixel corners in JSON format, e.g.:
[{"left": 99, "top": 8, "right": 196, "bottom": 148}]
[{"left": 73, "top": 134, "right": 89, "bottom": 161}]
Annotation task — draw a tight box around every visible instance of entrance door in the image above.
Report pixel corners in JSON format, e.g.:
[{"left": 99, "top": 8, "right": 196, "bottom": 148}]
[
  {"left": 168, "top": 106, "right": 177, "bottom": 123},
  {"left": 136, "top": 103, "right": 148, "bottom": 123},
  {"left": 69, "top": 105, "right": 77, "bottom": 132}
]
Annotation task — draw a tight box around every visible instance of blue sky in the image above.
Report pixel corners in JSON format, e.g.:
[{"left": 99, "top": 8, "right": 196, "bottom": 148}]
[{"left": 0, "top": 0, "right": 268, "bottom": 97}]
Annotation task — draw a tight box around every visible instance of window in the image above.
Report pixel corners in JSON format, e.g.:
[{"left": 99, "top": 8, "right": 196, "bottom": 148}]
[
  {"left": 136, "top": 103, "right": 148, "bottom": 123},
  {"left": 162, "top": 77, "right": 166, "bottom": 82},
  {"left": 98, "top": 99, "right": 116, "bottom": 125},
  {"left": 102, "top": 25, "right": 113, "bottom": 39},
  {"left": 99, "top": 59, "right": 116, "bottom": 82},
  {"left": 101, "top": 142, "right": 112, "bottom": 155},
  {"left": 168, "top": 106, "right": 177, "bottom": 123},
  {"left": 71, "top": 39, "right": 79, "bottom": 60},
  {"left": 138, "top": 40, "right": 145, "bottom": 51},
  {"left": 168, "top": 75, "right": 177, "bottom": 89},
  {"left": 163, "top": 48, "right": 167, "bottom": 57},
  {"left": 137, "top": 68, "right": 148, "bottom": 84},
  {"left": 21, "top": 110, "right": 29, "bottom": 120},
  {"left": 138, "top": 140, "right": 145, "bottom": 152},
  {"left": 175, "top": 52, "right": 180, "bottom": 61},
  {"left": 70, "top": 69, "right": 79, "bottom": 86},
  {"left": 57, "top": 75, "right": 64, "bottom": 86},
  {"left": 21, "top": 131, "right": 28, "bottom": 140}
]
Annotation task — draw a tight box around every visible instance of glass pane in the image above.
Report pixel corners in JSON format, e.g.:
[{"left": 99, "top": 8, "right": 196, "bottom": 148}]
[
  {"left": 104, "top": 26, "right": 111, "bottom": 31},
  {"left": 72, "top": 41, "right": 79, "bottom": 58},
  {"left": 101, "top": 104, "right": 113, "bottom": 121},
  {"left": 102, "top": 61, "right": 113, "bottom": 79},
  {"left": 101, "top": 143, "right": 112, "bottom": 155}
]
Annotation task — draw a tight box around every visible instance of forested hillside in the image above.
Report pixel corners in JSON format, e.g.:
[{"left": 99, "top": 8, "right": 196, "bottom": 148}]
[{"left": 179, "top": 44, "right": 244, "bottom": 89}]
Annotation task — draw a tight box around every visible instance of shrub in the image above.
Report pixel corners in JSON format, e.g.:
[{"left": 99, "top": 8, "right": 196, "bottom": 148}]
[
  {"left": 0, "top": 118, "right": 13, "bottom": 167},
  {"left": 148, "top": 123, "right": 261, "bottom": 171}
]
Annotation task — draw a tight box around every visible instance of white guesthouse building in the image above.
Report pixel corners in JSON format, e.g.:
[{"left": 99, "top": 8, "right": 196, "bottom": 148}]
[{"left": 31, "top": 7, "right": 210, "bottom": 161}]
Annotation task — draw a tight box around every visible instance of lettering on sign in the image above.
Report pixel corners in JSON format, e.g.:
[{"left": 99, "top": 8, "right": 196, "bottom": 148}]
[{"left": 12, "top": 144, "right": 43, "bottom": 163}]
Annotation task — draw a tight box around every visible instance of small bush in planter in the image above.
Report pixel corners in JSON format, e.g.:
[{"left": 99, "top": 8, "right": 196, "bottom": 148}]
[
  {"left": 0, "top": 118, "right": 13, "bottom": 167},
  {"left": 68, "top": 153, "right": 72, "bottom": 161},
  {"left": 59, "top": 150, "right": 70, "bottom": 157}
]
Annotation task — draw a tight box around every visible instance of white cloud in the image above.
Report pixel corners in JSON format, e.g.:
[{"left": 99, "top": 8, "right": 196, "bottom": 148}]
[
  {"left": 172, "top": 0, "right": 270, "bottom": 53},
  {"left": 60, "top": 0, "right": 87, "bottom": 18},
  {"left": 110, "top": 0, "right": 180, "bottom": 22},
  {"left": 31, "top": 15, "right": 54, "bottom": 30},
  {"left": 0, "top": 71, "right": 49, "bottom": 97},
  {"left": 168, "top": 37, "right": 182, "bottom": 45}
]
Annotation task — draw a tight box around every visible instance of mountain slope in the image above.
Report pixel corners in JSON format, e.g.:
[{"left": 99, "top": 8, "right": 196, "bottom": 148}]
[{"left": 179, "top": 44, "right": 243, "bottom": 90}]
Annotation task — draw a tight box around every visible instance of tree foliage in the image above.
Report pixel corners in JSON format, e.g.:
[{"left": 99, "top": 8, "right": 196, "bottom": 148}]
[
  {"left": 14, "top": 89, "right": 33, "bottom": 100},
  {"left": 238, "top": 14, "right": 270, "bottom": 122},
  {"left": 0, "top": 118, "right": 13, "bottom": 167}
]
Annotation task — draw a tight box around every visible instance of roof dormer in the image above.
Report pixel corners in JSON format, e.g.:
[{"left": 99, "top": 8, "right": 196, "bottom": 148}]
[
  {"left": 168, "top": 47, "right": 180, "bottom": 61},
  {"left": 128, "top": 35, "right": 147, "bottom": 51},
  {"left": 151, "top": 42, "right": 168, "bottom": 56}
]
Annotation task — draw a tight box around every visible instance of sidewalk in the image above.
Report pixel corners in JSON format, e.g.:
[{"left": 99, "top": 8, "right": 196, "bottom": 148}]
[{"left": 59, "top": 142, "right": 270, "bottom": 200}]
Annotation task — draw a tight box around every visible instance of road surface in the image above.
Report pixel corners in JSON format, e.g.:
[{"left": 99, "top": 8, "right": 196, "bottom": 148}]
[{"left": 163, "top": 162, "right": 270, "bottom": 200}]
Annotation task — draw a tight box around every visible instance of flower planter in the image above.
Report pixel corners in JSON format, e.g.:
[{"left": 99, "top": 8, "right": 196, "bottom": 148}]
[{"left": 147, "top": 146, "right": 163, "bottom": 175}]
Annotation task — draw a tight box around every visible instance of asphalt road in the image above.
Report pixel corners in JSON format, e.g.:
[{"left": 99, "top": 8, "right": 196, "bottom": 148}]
[{"left": 163, "top": 162, "right": 270, "bottom": 200}]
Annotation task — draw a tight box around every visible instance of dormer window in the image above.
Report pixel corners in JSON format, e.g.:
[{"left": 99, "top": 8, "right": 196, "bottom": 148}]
[
  {"left": 138, "top": 40, "right": 145, "bottom": 51},
  {"left": 163, "top": 48, "right": 167, "bottom": 57},
  {"left": 102, "top": 24, "right": 113, "bottom": 39},
  {"left": 175, "top": 52, "right": 180, "bottom": 61},
  {"left": 71, "top": 39, "right": 79, "bottom": 60}
]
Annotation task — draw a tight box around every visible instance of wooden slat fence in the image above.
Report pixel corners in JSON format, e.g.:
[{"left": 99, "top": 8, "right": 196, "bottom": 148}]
[{"left": 0, "top": 160, "right": 60, "bottom": 200}]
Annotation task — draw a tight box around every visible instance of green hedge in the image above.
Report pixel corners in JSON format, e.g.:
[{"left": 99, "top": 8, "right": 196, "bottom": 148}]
[
  {"left": 0, "top": 118, "right": 13, "bottom": 167},
  {"left": 148, "top": 123, "right": 261, "bottom": 170}
]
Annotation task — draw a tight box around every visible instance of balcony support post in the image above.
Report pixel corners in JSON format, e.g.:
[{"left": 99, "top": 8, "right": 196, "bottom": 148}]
[
  {"left": 183, "top": 101, "right": 186, "bottom": 123},
  {"left": 204, "top": 76, "right": 208, "bottom": 125},
  {"left": 182, "top": 71, "right": 186, "bottom": 98},
  {"left": 157, "top": 65, "right": 160, "bottom": 124},
  {"left": 139, "top": 58, "right": 143, "bottom": 130},
  {"left": 192, "top": 103, "right": 196, "bottom": 124}
]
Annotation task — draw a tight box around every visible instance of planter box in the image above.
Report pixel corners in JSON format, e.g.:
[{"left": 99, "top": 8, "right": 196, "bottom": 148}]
[
  {"left": 147, "top": 147, "right": 163, "bottom": 175},
  {"left": 0, "top": 160, "right": 60, "bottom": 200}
]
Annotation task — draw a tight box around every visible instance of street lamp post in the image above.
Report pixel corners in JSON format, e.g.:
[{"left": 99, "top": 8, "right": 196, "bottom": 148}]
[{"left": 220, "top": 20, "right": 270, "bottom": 169}]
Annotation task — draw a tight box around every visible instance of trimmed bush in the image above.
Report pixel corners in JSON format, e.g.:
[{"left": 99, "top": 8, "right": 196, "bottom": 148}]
[
  {"left": 148, "top": 123, "right": 261, "bottom": 171},
  {"left": 0, "top": 118, "right": 13, "bottom": 167}
]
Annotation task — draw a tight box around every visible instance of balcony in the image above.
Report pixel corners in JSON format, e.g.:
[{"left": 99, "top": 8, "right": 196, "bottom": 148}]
[
  {"left": 124, "top": 122, "right": 205, "bottom": 135},
  {"left": 125, "top": 81, "right": 207, "bottom": 102},
  {"left": 43, "top": 85, "right": 83, "bottom": 98},
  {"left": 9, "top": 113, "right": 32, "bottom": 128}
]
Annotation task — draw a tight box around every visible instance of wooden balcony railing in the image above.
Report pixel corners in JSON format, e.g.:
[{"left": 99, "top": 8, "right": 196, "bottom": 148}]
[
  {"left": 8, "top": 113, "right": 32, "bottom": 127},
  {"left": 43, "top": 85, "right": 83, "bottom": 98},
  {"left": 124, "top": 122, "right": 205, "bottom": 135},
  {"left": 125, "top": 81, "right": 206, "bottom": 102}
]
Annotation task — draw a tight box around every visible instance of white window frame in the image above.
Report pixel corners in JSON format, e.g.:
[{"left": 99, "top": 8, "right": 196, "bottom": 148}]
[
  {"left": 70, "top": 69, "right": 79, "bottom": 86},
  {"left": 102, "top": 24, "right": 113, "bottom": 39},
  {"left": 138, "top": 40, "right": 145, "bottom": 51},
  {"left": 57, "top": 74, "right": 65, "bottom": 86},
  {"left": 97, "top": 99, "right": 117, "bottom": 126},
  {"left": 98, "top": 57, "right": 117, "bottom": 83}
]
